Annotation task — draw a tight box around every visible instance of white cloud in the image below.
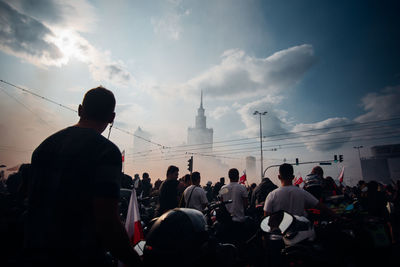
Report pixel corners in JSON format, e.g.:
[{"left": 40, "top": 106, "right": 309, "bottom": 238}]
[
  {"left": 0, "top": 1, "right": 134, "bottom": 87},
  {"left": 145, "top": 44, "right": 315, "bottom": 101},
  {"left": 355, "top": 85, "right": 400, "bottom": 122},
  {"left": 151, "top": 0, "right": 190, "bottom": 40},
  {"left": 236, "top": 96, "right": 289, "bottom": 137},
  {"left": 210, "top": 106, "right": 231, "bottom": 120},
  {"left": 292, "top": 117, "right": 352, "bottom": 151}
]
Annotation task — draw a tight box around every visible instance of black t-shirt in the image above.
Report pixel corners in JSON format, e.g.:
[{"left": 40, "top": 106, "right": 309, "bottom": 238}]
[
  {"left": 25, "top": 126, "right": 122, "bottom": 263},
  {"left": 157, "top": 179, "right": 179, "bottom": 216}
]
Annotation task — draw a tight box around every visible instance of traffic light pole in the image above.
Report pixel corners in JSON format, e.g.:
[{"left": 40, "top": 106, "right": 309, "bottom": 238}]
[
  {"left": 187, "top": 156, "right": 193, "bottom": 174},
  {"left": 263, "top": 160, "right": 337, "bottom": 177}
]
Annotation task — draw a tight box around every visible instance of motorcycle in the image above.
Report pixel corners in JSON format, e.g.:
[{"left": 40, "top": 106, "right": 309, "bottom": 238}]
[{"left": 260, "top": 210, "right": 338, "bottom": 267}]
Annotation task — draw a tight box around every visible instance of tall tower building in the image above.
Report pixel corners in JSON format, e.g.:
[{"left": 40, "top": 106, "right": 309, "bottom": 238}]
[
  {"left": 187, "top": 91, "right": 213, "bottom": 152},
  {"left": 133, "top": 126, "right": 151, "bottom": 153}
]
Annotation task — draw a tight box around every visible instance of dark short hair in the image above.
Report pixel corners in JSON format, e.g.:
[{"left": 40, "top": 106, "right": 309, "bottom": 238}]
[
  {"left": 143, "top": 172, "right": 149, "bottom": 179},
  {"left": 81, "top": 86, "right": 115, "bottom": 122},
  {"left": 228, "top": 168, "right": 239, "bottom": 181},
  {"left": 220, "top": 177, "right": 225, "bottom": 183},
  {"left": 279, "top": 163, "right": 294, "bottom": 180},
  {"left": 191, "top": 172, "right": 201, "bottom": 184},
  {"left": 184, "top": 174, "right": 191, "bottom": 183},
  {"left": 166, "top": 165, "right": 179, "bottom": 177}
]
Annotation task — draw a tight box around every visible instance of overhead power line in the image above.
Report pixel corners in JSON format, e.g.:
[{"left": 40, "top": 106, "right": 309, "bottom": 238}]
[{"left": 0, "top": 79, "right": 168, "bottom": 148}]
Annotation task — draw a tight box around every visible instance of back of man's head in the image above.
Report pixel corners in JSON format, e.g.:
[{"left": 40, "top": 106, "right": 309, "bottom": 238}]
[
  {"left": 81, "top": 87, "right": 115, "bottom": 122},
  {"left": 166, "top": 165, "right": 179, "bottom": 178},
  {"left": 228, "top": 168, "right": 239, "bottom": 182},
  {"left": 191, "top": 172, "right": 201, "bottom": 185},
  {"left": 220, "top": 177, "right": 225, "bottom": 184},
  {"left": 184, "top": 174, "right": 191, "bottom": 184},
  {"left": 143, "top": 172, "right": 149, "bottom": 179},
  {"left": 279, "top": 163, "right": 294, "bottom": 180}
]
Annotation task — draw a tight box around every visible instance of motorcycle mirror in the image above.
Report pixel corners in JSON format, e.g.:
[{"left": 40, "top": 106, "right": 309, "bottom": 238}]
[
  {"left": 260, "top": 211, "right": 293, "bottom": 233},
  {"left": 219, "top": 187, "right": 229, "bottom": 195},
  {"left": 133, "top": 240, "right": 146, "bottom": 256}
]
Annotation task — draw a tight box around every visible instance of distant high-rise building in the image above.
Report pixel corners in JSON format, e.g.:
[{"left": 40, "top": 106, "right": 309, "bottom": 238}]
[
  {"left": 187, "top": 91, "right": 213, "bottom": 152},
  {"left": 133, "top": 126, "right": 151, "bottom": 153},
  {"left": 246, "top": 156, "right": 256, "bottom": 180}
]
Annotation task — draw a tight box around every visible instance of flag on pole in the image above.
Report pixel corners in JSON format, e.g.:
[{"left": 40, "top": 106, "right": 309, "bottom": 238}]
[
  {"left": 125, "top": 189, "right": 144, "bottom": 245},
  {"left": 338, "top": 166, "right": 345, "bottom": 183},
  {"left": 239, "top": 171, "right": 247, "bottom": 185}
]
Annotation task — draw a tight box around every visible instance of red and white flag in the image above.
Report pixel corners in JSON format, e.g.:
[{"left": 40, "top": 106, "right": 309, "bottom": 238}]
[
  {"left": 239, "top": 171, "right": 247, "bottom": 185},
  {"left": 121, "top": 150, "right": 125, "bottom": 173},
  {"left": 119, "top": 189, "right": 144, "bottom": 267},
  {"left": 294, "top": 176, "right": 303, "bottom": 185},
  {"left": 338, "top": 166, "right": 345, "bottom": 183},
  {"left": 125, "top": 189, "right": 144, "bottom": 245}
]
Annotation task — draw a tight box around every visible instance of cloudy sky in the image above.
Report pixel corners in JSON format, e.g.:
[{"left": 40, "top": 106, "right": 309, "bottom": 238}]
[{"left": 1, "top": 0, "right": 400, "bottom": 185}]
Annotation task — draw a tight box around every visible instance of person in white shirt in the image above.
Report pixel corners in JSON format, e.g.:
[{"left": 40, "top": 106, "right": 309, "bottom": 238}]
[
  {"left": 183, "top": 172, "right": 208, "bottom": 211},
  {"left": 220, "top": 168, "right": 248, "bottom": 222},
  {"left": 264, "top": 163, "right": 335, "bottom": 217}
]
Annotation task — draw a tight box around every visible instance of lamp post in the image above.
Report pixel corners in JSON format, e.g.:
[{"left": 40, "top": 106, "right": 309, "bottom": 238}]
[
  {"left": 353, "top": 145, "right": 363, "bottom": 180},
  {"left": 253, "top": 111, "right": 267, "bottom": 180}
]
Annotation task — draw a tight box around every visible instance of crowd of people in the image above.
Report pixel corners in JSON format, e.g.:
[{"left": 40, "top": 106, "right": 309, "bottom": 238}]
[{"left": 1, "top": 86, "right": 399, "bottom": 266}]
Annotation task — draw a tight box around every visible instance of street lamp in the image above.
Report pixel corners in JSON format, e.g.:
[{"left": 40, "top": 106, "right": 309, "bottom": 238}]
[
  {"left": 253, "top": 110, "right": 267, "bottom": 180},
  {"left": 353, "top": 145, "right": 363, "bottom": 180}
]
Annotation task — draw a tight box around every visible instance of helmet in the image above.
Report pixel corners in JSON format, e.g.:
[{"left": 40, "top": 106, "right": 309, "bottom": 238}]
[{"left": 144, "top": 208, "right": 209, "bottom": 266}]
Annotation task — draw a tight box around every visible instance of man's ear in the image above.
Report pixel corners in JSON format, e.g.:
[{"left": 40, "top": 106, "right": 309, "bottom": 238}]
[
  {"left": 78, "top": 104, "right": 82, "bottom": 117},
  {"left": 108, "top": 112, "right": 116, "bottom": 124},
  {"left": 278, "top": 174, "right": 281, "bottom": 180}
]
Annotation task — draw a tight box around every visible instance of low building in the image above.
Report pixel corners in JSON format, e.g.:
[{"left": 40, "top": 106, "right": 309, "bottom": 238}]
[{"left": 361, "top": 144, "right": 400, "bottom": 184}]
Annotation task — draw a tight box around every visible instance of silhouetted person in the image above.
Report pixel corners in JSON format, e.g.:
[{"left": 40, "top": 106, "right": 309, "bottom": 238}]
[
  {"left": 157, "top": 165, "right": 180, "bottom": 216},
  {"left": 304, "top": 166, "right": 324, "bottom": 201},
  {"left": 220, "top": 169, "right": 248, "bottom": 222},
  {"left": 183, "top": 172, "right": 208, "bottom": 211},
  {"left": 133, "top": 173, "right": 142, "bottom": 196},
  {"left": 141, "top": 172, "right": 152, "bottom": 198},
  {"left": 213, "top": 177, "right": 225, "bottom": 200},
  {"left": 251, "top": 177, "right": 277, "bottom": 208},
  {"left": 177, "top": 174, "right": 191, "bottom": 200},
  {"left": 25, "top": 87, "right": 141, "bottom": 266},
  {"left": 121, "top": 173, "right": 133, "bottom": 189},
  {"left": 264, "top": 163, "right": 335, "bottom": 218},
  {"left": 204, "top": 181, "right": 213, "bottom": 202}
]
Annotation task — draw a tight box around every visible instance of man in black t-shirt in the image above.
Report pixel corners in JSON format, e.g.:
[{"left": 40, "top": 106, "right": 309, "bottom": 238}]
[
  {"left": 156, "top": 165, "right": 179, "bottom": 216},
  {"left": 25, "top": 87, "right": 141, "bottom": 266}
]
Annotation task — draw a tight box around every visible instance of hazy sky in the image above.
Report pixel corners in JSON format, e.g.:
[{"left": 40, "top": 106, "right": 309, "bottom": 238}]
[{"left": 1, "top": 0, "right": 400, "bottom": 185}]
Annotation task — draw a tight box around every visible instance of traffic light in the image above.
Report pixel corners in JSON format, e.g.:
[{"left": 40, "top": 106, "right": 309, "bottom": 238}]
[
  {"left": 187, "top": 156, "right": 193, "bottom": 173},
  {"left": 334, "top": 155, "right": 338, "bottom": 163},
  {"left": 339, "top": 155, "right": 343, "bottom": 162},
  {"left": 295, "top": 158, "right": 299, "bottom": 165}
]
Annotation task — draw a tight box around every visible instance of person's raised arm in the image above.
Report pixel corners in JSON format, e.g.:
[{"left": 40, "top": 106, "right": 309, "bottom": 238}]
[{"left": 93, "top": 197, "right": 142, "bottom": 266}]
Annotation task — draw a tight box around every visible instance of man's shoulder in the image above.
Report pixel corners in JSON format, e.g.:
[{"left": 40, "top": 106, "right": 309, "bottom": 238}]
[{"left": 184, "top": 185, "right": 194, "bottom": 193}]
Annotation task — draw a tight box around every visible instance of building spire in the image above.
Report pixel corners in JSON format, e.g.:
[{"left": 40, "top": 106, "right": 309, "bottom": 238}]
[{"left": 200, "top": 90, "right": 203, "bottom": 109}]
